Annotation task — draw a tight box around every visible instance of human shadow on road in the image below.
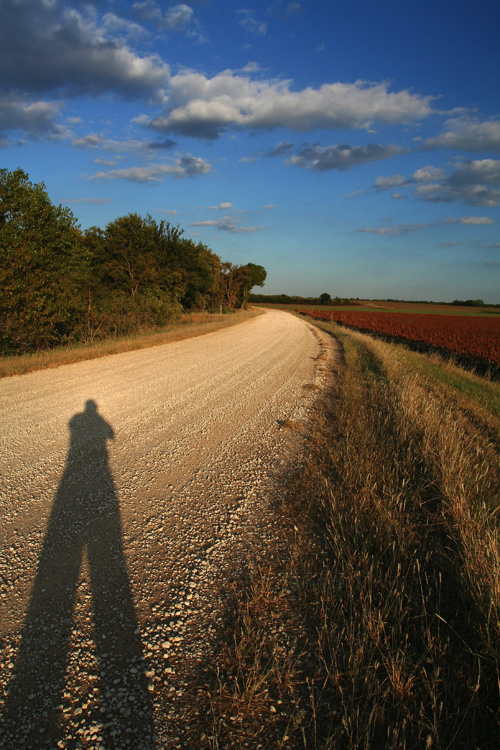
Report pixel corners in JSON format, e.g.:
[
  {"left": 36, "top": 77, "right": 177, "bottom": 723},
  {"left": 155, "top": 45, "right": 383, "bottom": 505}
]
[{"left": 1, "top": 400, "right": 156, "bottom": 749}]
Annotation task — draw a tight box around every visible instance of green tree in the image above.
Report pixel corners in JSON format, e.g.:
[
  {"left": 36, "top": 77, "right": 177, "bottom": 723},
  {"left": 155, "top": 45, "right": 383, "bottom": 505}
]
[
  {"left": 146, "top": 217, "right": 185, "bottom": 301},
  {"left": 319, "top": 292, "right": 332, "bottom": 305},
  {"left": 81, "top": 225, "right": 114, "bottom": 342},
  {"left": 0, "top": 168, "right": 265, "bottom": 351},
  {"left": 247, "top": 263, "right": 267, "bottom": 289},
  {"left": 0, "top": 168, "right": 85, "bottom": 352},
  {"left": 85, "top": 214, "right": 181, "bottom": 336},
  {"left": 220, "top": 262, "right": 244, "bottom": 309},
  {"left": 238, "top": 263, "right": 266, "bottom": 307},
  {"left": 97, "top": 213, "right": 158, "bottom": 300},
  {"left": 178, "top": 240, "right": 222, "bottom": 310},
  {"left": 240, "top": 263, "right": 267, "bottom": 306},
  {"left": 149, "top": 219, "right": 222, "bottom": 309},
  {"left": 219, "top": 262, "right": 267, "bottom": 309}
]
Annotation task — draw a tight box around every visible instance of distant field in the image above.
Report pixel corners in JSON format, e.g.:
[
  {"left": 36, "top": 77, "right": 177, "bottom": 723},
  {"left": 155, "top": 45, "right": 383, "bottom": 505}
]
[
  {"left": 357, "top": 300, "right": 500, "bottom": 316},
  {"left": 252, "top": 300, "right": 500, "bottom": 316},
  {"left": 298, "top": 306, "right": 500, "bottom": 371}
]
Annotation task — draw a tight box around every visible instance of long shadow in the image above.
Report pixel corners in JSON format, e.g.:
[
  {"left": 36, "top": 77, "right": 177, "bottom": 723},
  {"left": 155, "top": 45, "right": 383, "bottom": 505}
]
[{"left": 1, "top": 400, "right": 156, "bottom": 748}]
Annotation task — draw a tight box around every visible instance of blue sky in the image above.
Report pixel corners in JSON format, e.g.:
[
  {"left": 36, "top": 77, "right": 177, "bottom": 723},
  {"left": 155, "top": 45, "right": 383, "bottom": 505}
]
[{"left": 2, "top": 0, "right": 500, "bottom": 302}]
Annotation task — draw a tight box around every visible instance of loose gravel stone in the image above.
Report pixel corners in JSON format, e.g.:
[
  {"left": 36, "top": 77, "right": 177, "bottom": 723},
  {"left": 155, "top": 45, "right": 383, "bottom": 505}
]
[{"left": 0, "top": 310, "right": 333, "bottom": 749}]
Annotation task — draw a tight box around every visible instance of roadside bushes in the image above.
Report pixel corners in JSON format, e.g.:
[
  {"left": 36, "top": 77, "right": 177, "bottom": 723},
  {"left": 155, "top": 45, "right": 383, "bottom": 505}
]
[
  {"left": 0, "top": 168, "right": 266, "bottom": 354},
  {"left": 82, "top": 289, "right": 183, "bottom": 343}
]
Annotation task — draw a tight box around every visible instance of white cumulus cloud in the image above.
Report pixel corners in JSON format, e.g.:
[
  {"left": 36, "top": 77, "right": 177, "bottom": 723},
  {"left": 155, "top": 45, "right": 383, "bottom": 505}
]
[
  {"left": 415, "top": 159, "right": 500, "bottom": 206},
  {"left": 208, "top": 202, "right": 234, "bottom": 210},
  {"left": 0, "top": 94, "right": 65, "bottom": 138},
  {"left": 149, "top": 72, "right": 433, "bottom": 139},
  {"left": 372, "top": 160, "right": 500, "bottom": 206},
  {"left": 373, "top": 174, "right": 407, "bottom": 190},
  {"left": 190, "top": 215, "right": 265, "bottom": 233},
  {"left": 423, "top": 116, "right": 500, "bottom": 153},
  {"left": 88, "top": 155, "right": 211, "bottom": 183},
  {"left": 132, "top": 2, "right": 194, "bottom": 32},
  {"left": 412, "top": 165, "right": 446, "bottom": 182},
  {"left": 0, "top": 0, "right": 170, "bottom": 102}
]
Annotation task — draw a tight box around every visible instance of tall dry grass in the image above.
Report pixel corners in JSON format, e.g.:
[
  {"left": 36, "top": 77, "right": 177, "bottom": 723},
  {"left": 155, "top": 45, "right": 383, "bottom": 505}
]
[
  {"left": 295, "top": 326, "right": 500, "bottom": 748},
  {"left": 201, "top": 322, "right": 500, "bottom": 749}
]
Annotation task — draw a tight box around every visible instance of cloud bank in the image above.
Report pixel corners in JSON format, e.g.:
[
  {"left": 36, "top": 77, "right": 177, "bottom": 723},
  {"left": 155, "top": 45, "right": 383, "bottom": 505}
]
[
  {"left": 149, "top": 72, "right": 433, "bottom": 139},
  {"left": 132, "top": 2, "right": 194, "bottom": 32},
  {"left": 287, "top": 143, "right": 403, "bottom": 171},
  {"left": 0, "top": 0, "right": 170, "bottom": 104},
  {"left": 0, "top": 95, "right": 65, "bottom": 138},
  {"left": 423, "top": 116, "right": 500, "bottom": 153},
  {"left": 88, "top": 155, "right": 211, "bottom": 182},
  {"left": 373, "top": 160, "right": 500, "bottom": 207},
  {"left": 0, "top": 2, "right": 433, "bottom": 148}
]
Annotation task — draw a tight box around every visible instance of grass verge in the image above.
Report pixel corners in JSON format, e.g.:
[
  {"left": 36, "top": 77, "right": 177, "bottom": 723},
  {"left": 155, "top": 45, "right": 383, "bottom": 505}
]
[
  {"left": 0, "top": 309, "right": 261, "bottom": 378},
  {"left": 199, "top": 321, "right": 500, "bottom": 749}
]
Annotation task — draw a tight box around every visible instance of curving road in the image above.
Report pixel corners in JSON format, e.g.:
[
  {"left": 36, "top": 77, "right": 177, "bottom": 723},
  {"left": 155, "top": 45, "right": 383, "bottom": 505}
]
[{"left": 0, "top": 308, "right": 332, "bottom": 749}]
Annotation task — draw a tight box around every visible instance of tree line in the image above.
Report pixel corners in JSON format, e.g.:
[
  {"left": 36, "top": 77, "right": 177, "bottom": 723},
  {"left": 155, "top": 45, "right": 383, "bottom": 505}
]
[
  {"left": 249, "top": 292, "right": 353, "bottom": 306},
  {"left": 0, "top": 168, "right": 266, "bottom": 354}
]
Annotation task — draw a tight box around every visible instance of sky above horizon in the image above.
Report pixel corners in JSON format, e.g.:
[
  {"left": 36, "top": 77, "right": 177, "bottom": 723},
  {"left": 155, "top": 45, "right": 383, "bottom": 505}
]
[{"left": 2, "top": 0, "right": 500, "bottom": 302}]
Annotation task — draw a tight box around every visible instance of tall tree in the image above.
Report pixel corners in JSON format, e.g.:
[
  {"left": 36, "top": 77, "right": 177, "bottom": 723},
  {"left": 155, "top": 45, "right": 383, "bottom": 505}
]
[
  {"left": 219, "top": 262, "right": 267, "bottom": 309},
  {"left": 0, "top": 168, "right": 85, "bottom": 352},
  {"left": 176, "top": 239, "right": 222, "bottom": 310},
  {"left": 241, "top": 263, "right": 266, "bottom": 306},
  {"left": 148, "top": 219, "right": 221, "bottom": 309},
  {"left": 220, "top": 262, "right": 245, "bottom": 309},
  {"left": 85, "top": 214, "right": 181, "bottom": 336},
  {"left": 96, "top": 213, "right": 158, "bottom": 300}
]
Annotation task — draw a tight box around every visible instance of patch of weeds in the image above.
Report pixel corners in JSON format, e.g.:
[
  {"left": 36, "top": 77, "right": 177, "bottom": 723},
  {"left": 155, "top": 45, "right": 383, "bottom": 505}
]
[{"left": 198, "top": 563, "right": 314, "bottom": 749}]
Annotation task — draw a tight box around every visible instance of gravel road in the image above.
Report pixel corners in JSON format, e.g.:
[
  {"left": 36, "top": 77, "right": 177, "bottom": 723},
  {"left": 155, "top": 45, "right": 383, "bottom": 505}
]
[{"left": 0, "top": 308, "right": 331, "bottom": 749}]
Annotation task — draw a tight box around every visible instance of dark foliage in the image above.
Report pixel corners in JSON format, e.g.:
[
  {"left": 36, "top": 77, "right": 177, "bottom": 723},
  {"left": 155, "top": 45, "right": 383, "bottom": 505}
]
[{"left": 0, "top": 169, "right": 266, "bottom": 354}]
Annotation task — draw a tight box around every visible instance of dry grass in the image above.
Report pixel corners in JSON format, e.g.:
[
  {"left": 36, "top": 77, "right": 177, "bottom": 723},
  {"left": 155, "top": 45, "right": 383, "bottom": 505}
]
[
  {"left": 0, "top": 309, "right": 261, "bottom": 378},
  {"left": 201, "top": 563, "right": 311, "bottom": 749},
  {"left": 199, "top": 321, "right": 500, "bottom": 749}
]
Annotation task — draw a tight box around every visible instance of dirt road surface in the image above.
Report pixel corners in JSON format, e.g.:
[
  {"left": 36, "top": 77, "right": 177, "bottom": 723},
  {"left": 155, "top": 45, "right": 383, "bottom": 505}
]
[{"left": 0, "top": 309, "right": 331, "bottom": 749}]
